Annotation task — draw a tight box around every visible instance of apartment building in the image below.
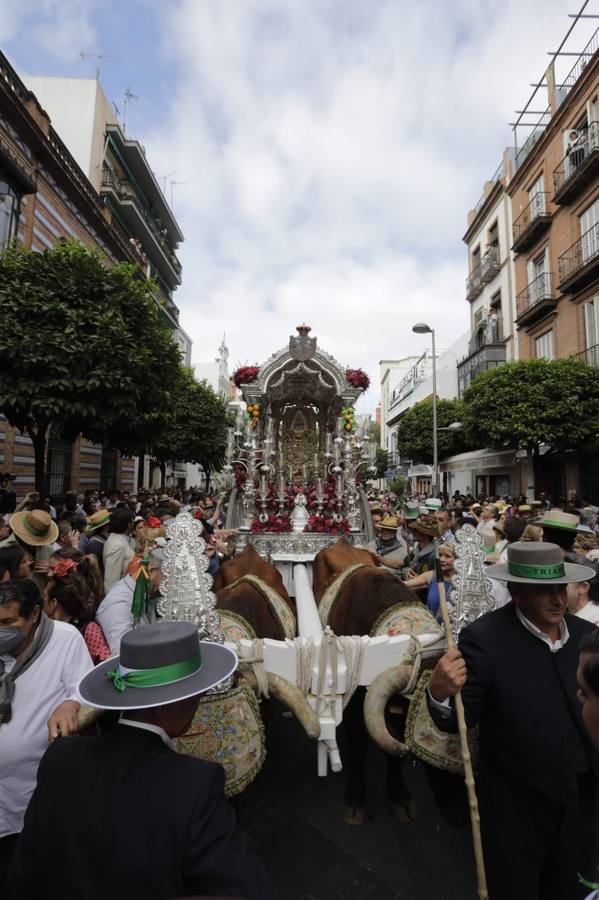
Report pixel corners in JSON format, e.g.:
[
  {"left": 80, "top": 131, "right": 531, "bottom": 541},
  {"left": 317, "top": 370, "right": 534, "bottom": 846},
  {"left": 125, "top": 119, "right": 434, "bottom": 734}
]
[
  {"left": 457, "top": 149, "right": 518, "bottom": 396},
  {"left": 507, "top": 27, "right": 599, "bottom": 500}
]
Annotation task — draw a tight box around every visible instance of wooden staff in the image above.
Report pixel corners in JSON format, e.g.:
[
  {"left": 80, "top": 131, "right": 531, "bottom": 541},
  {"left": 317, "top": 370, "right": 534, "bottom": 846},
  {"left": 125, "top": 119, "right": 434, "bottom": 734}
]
[{"left": 435, "top": 562, "right": 488, "bottom": 900}]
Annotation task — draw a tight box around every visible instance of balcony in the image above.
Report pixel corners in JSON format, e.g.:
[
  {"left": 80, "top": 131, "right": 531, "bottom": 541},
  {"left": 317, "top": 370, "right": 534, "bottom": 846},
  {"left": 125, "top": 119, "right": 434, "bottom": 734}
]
[
  {"left": 480, "top": 246, "right": 501, "bottom": 284},
  {"left": 457, "top": 320, "right": 506, "bottom": 394},
  {"left": 515, "top": 272, "right": 557, "bottom": 327},
  {"left": 101, "top": 166, "right": 182, "bottom": 289},
  {"left": 573, "top": 344, "right": 599, "bottom": 366},
  {"left": 512, "top": 193, "right": 552, "bottom": 253},
  {"left": 553, "top": 122, "right": 599, "bottom": 205},
  {"left": 466, "top": 264, "right": 482, "bottom": 301},
  {"left": 558, "top": 224, "right": 599, "bottom": 293}
]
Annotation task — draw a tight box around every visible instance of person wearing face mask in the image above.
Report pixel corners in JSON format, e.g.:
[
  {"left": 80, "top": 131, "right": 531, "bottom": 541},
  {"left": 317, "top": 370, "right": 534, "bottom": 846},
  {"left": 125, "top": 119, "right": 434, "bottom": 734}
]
[{"left": 0, "top": 578, "right": 93, "bottom": 895}]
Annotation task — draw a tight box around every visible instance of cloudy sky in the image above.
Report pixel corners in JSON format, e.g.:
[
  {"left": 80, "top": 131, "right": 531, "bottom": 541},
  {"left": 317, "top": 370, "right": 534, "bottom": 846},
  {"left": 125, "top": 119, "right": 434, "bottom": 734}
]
[{"left": 2, "top": 1, "right": 595, "bottom": 411}]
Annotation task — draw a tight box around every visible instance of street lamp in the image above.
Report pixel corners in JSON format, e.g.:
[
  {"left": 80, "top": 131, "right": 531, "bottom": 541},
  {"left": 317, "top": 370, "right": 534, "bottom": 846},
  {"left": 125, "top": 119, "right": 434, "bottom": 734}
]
[
  {"left": 438, "top": 421, "right": 464, "bottom": 432},
  {"left": 412, "top": 322, "right": 438, "bottom": 494}
]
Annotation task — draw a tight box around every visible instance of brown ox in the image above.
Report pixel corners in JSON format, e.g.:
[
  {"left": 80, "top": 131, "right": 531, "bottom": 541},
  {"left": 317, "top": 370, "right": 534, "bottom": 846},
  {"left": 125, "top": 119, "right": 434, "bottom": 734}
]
[
  {"left": 314, "top": 540, "right": 425, "bottom": 825},
  {"left": 214, "top": 545, "right": 318, "bottom": 739}
]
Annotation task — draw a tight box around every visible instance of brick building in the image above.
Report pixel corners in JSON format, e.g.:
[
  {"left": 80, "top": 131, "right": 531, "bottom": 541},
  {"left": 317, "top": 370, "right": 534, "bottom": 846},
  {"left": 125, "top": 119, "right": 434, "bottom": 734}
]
[
  {"left": 507, "top": 27, "right": 599, "bottom": 500},
  {"left": 0, "top": 52, "right": 148, "bottom": 499}
]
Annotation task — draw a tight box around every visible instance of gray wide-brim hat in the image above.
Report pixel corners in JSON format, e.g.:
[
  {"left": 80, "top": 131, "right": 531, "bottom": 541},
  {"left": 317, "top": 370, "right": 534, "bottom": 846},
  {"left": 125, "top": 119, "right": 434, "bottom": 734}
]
[
  {"left": 78, "top": 622, "right": 237, "bottom": 710},
  {"left": 485, "top": 541, "right": 596, "bottom": 585}
]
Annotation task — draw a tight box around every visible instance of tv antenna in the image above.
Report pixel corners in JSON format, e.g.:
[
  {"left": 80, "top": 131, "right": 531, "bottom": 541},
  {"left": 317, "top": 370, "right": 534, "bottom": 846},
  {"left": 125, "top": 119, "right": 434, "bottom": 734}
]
[
  {"left": 157, "top": 171, "right": 177, "bottom": 194},
  {"left": 123, "top": 87, "right": 139, "bottom": 134},
  {"left": 170, "top": 180, "right": 190, "bottom": 209},
  {"left": 79, "top": 50, "right": 120, "bottom": 80}
]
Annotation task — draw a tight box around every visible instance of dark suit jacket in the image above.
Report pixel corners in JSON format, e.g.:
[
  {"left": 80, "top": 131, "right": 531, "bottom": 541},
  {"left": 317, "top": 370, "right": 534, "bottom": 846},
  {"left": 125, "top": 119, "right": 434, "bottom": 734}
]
[
  {"left": 9, "top": 724, "right": 274, "bottom": 900},
  {"left": 427, "top": 602, "right": 599, "bottom": 807}
]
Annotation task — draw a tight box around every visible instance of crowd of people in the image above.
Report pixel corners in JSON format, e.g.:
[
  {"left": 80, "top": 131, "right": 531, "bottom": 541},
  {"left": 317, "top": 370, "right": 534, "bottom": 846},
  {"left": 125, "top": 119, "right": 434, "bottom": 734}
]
[{"left": 2, "top": 475, "right": 599, "bottom": 897}]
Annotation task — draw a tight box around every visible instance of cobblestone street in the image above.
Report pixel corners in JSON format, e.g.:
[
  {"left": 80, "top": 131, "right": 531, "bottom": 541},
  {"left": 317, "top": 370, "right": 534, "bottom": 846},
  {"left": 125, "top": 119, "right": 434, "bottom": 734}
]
[{"left": 238, "top": 704, "right": 477, "bottom": 900}]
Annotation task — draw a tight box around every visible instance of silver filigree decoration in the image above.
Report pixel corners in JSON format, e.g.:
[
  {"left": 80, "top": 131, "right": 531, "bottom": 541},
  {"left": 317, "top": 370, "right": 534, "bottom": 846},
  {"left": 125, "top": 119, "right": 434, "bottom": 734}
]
[
  {"left": 157, "top": 512, "right": 223, "bottom": 644},
  {"left": 451, "top": 524, "right": 494, "bottom": 640}
]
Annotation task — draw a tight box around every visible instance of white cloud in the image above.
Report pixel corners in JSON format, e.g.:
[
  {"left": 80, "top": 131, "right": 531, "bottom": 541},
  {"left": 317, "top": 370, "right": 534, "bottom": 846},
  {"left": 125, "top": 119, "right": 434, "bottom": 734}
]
[{"left": 0, "top": 0, "right": 97, "bottom": 62}]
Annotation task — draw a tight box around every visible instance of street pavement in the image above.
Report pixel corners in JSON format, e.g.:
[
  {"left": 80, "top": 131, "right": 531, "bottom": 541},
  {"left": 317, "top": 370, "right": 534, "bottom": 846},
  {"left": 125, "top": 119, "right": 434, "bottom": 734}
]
[{"left": 237, "top": 702, "right": 478, "bottom": 899}]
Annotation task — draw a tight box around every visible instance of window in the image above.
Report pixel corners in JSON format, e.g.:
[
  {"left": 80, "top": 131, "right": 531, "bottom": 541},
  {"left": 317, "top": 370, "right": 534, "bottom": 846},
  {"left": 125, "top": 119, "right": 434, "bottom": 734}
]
[
  {"left": 473, "top": 307, "right": 484, "bottom": 326},
  {"left": 585, "top": 297, "right": 599, "bottom": 349},
  {"left": 580, "top": 198, "right": 599, "bottom": 263},
  {"left": 488, "top": 220, "right": 499, "bottom": 250},
  {"left": 527, "top": 249, "right": 549, "bottom": 303},
  {"left": 490, "top": 289, "right": 501, "bottom": 310},
  {"left": 535, "top": 330, "right": 555, "bottom": 360},
  {"left": 529, "top": 175, "right": 546, "bottom": 218},
  {"left": 0, "top": 174, "right": 20, "bottom": 247},
  {"left": 471, "top": 245, "right": 481, "bottom": 276}
]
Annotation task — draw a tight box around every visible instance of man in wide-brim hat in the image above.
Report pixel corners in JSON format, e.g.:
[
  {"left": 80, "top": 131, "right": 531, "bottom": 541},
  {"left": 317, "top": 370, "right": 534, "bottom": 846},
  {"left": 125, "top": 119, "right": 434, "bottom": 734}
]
[
  {"left": 0, "top": 509, "right": 58, "bottom": 590},
  {"left": 9, "top": 622, "right": 274, "bottom": 900},
  {"left": 407, "top": 514, "right": 439, "bottom": 575},
  {"left": 428, "top": 542, "right": 599, "bottom": 899},
  {"left": 372, "top": 515, "right": 407, "bottom": 571}
]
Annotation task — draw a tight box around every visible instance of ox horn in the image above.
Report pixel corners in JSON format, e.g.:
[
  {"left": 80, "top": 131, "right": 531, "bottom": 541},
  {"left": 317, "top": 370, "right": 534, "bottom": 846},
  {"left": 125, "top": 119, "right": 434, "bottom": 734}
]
[
  {"left": 75, "top": 704, "right": 103, "bottom": 731},
  {"left": 241, "top": 670, "right": 320, "bottom": 740},
  {"left": 363, "top": 664, "right": 414, "bottom": 756}
]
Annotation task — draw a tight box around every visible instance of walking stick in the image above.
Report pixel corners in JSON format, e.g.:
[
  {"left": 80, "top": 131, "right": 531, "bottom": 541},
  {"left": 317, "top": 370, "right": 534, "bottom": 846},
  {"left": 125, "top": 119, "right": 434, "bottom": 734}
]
[{"left": 435, "top": 561, "right": 489, "bottom": 900}]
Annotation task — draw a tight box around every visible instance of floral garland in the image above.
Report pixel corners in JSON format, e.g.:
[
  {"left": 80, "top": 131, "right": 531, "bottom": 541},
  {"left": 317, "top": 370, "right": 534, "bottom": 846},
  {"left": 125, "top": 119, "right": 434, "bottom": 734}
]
[
  {"left": 305, "top": 514, "right": 351, "bottom": 536},
  {"left": 345, "top": 368, "right": 370, "bottom": 390},
  {"left": 341, "top": 405, "right": 355, "bottom": 432},
  {"left": 250, "top": 514, "right": 292, "bottom": 534},
  {"left": 233, "top": 365, "right": 260, "bottom": 388}
]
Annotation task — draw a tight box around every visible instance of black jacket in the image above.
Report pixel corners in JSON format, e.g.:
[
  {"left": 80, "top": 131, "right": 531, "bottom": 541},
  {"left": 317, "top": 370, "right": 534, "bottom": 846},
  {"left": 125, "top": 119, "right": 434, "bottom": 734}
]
[
  {"left": 9, "top": 724, "right": 274, "bottom": 900},
  {"left": 428, "top": 602, "right": 599, "bottom": 807}
]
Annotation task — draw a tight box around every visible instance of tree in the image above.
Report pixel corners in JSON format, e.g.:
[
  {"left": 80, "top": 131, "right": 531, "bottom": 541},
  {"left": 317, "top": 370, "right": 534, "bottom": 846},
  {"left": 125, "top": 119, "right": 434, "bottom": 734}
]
[
  {"left": 149, "top": 368, "right": 230, "bottom": 489},
  {"left": 374, "top": 447, "right": 389, "bottom": 479},
  {"left": 463, "top": 357, "right": 599, "bottom": 496},
  {"left": 396, "top": 398, "right": 469, "bottom": 465},
  {"left": 388, "top": 475, "right": 407, "bottom": 502},
  {"left": 367, "top": 419, "right": 381, "bottom": 445},
  {"left": 0, "top": 242, "right": 182, "bottom": 495}
]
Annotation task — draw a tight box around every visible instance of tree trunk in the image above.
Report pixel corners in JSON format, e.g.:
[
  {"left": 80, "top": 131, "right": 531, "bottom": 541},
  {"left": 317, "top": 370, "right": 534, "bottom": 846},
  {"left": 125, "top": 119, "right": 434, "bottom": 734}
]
[
  {"left": 27, "top": 423, "right": 48, "bottom": 498},
  {"left": 160, "top": 462, "right": 166, "bottom": 490},
  {"left": 205, "top": 468, "right": 211, "bottom": 492},
  {"left": 526, "top": 448, "right": 535, "bottom": 501}
]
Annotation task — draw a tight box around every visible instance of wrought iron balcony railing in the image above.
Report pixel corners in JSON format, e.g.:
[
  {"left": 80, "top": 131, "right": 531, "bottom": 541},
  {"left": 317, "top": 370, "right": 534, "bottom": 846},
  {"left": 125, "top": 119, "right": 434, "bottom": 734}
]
[
  {"left": 512, "top": 192, "right": 551, "bottom": 252},
  {"left": 516, "top": 272, "right": 556, "bottom": 321},
  {"left": 573, "top": 343, "right": 599, "bottom": 366},
  {"left": 553, "top": 122, "right": 599, "bottom": 204},
  {"left": 466, "top": 263, "right": 482, "bottom": 301},
  {"left": 480, "top": 246, "right": 500, "bottom": 283},
  {"left": 558, "top": 222, "right": 599, "bottom": 291}
]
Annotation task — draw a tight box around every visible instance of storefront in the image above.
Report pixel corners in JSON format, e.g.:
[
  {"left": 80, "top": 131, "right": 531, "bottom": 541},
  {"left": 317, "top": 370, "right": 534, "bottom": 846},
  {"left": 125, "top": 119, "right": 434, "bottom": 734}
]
[
  {"left": 440, "top": 449, "right": 521, "bottom": 499},
  {"left": 407, "top": 464, "right": 433, "bottom": 495}
]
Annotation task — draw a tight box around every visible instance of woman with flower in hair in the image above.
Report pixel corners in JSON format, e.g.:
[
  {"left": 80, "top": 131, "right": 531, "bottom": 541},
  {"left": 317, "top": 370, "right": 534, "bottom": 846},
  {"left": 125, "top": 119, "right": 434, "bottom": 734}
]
[{"left": 43, "top": 559, "right": 110, "bottom": 664}]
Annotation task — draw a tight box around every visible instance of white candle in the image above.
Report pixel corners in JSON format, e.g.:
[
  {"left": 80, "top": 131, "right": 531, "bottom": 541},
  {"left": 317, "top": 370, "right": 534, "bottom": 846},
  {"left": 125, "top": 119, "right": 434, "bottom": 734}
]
[
  {"left": 279, "top": 476, "right": 285, "bottom": 496},
  {"left": 325, "top": 433, "right": 332, "bottom": 455},
  {"left": 316, "top": 477, "right": 323, "bottom": 498},
  {"left": 302, "top": 464, "right": 307, "bottom": 482},
  {"left": 336, "top": 474, "right": 344, "bottom": 496}
]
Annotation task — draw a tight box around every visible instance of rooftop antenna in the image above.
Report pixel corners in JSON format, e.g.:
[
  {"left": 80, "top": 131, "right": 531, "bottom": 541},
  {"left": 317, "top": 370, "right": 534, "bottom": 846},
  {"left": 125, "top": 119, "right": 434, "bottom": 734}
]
[
  {"left": 157, "top": 171, "right": 177, "bottom": 194},
  {"left": 79, "top": 50, "right": 120, "bottom": 81},
  {"left": 123, "top": 87, "right": 139, "bottom": 135},
  {"left": 170, "top": 179, "right": 190, "bottom": 210}
]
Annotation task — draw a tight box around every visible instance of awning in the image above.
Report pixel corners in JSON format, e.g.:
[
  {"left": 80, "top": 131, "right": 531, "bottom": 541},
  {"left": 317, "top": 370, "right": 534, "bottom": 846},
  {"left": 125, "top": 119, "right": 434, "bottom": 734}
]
[{"left": 439, "top": 449, "right": 517, "bottom": 473}]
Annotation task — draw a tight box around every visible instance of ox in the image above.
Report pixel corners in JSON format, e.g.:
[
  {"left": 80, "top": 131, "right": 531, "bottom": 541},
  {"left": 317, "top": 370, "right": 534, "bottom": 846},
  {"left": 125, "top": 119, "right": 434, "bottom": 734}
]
[
  {"left": 214, "top": 545, "right": 319, "bottom": 739},
  {"left": 313, "top": 541, "right": 435, "bottom": 826}
]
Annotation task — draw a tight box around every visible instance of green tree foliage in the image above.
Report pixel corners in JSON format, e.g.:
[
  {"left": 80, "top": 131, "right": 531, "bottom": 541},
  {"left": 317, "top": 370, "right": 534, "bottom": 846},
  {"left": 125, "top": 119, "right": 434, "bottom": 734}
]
[
  {"left": 150, "top": 368, "right": 230, "bottom": 488},
  {"left": 374, "top": 447, "right": 389, "bottom": 478},
  {"left": 0, "top": 242, "right": 182, "bottom": 494},
  {"left": 388, "top": 475, "right": 407, "bottom": 502},
  {"left": 462, "top": 358, "right": 599, "bottom": 452},
  {"left": 396, "top": 398, "right": 469, "bottom": 464}
]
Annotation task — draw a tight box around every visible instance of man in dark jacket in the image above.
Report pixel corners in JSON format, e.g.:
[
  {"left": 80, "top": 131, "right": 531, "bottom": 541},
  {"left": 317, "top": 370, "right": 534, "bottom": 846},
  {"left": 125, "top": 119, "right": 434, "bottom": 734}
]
[
  {"left": 428, "top": 541, "right": 599, "bottom": 900},
  {"left": 9, "top": 622, "right": 274, "bottom": 900}
]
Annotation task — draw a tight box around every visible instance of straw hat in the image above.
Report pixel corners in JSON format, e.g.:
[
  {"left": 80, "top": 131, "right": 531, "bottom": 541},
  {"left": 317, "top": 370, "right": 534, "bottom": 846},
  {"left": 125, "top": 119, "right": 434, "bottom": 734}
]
[
  {"left": 379, "top": 516, "right": 398, "bottom": 531},
  {"left": 408, "top": 514, "right": 440, "bottom": 538},
  {"left": 518, "top": 504, "right": 532, "bottom": 514},
  {"left": 85, "top": 509, "right": 111, "bottom": 534},
  {"left": 10, "top": 509, "right": 58, "bottom": 546},
  {"left": 485, "top": 541, "right": 594, "bottom": 585},
  {"left": 78, "top": 622, "right": 237, "bottom": 711}
]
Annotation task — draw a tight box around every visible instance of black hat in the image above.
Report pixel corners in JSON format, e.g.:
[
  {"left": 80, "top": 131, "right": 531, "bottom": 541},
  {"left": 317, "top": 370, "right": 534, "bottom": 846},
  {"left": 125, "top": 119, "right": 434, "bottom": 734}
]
[{"left": 77, "top": 622, "right": 237, "bottom": 710}]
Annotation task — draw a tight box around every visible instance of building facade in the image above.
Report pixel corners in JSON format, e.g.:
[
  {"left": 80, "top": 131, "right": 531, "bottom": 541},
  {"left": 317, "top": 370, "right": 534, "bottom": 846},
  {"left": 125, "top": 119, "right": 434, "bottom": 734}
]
[
  {"left": 507, "top": 34, "right": 599, "bottom": 500},
  {"left": 457, "top": 150, "right": 518, "bottom": 396},
  {"left": 0, "top": 54, "right": 181, "bottom": 500}
]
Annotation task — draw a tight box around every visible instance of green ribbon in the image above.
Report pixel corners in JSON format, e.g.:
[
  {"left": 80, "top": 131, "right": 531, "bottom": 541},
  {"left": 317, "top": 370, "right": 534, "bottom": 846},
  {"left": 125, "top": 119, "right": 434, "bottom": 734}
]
[
  {"left": 542, "top": 518, "right": 577, "bottom": 531},
  {"left": 23, "top": 518, "right": 50, "bottom": 537},
  {"left": 508, "top": 560, "right": 566, "bottom": 580},
  {"left": 105, "top": 652, "right": 202, "bottom": 693},
  {"left": 578, "top": 873, "right": 599, "bottom": 890}
]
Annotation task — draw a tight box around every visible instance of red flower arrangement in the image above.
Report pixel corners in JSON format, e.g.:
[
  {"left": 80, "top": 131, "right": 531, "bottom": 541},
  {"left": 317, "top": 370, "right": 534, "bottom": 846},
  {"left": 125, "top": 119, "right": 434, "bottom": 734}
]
[
  {"left": 250, "top": 514, "right": 292, "bottom": 534},
  {"left": 345, "top": 368, "right": 370, "bottom": 390},
  {"left": 305, "top": 514, "right": 351, "bottom": 536},
  {"left": 233, "top": 365, "right": 260, "bottom": 388}
]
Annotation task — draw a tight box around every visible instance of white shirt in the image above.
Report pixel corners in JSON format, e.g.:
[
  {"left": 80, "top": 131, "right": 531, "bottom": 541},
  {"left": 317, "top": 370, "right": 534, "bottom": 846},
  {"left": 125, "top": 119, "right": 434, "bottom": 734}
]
[
  {"left": 576, "top": 602, "right": 599, "bottom": 628},
  {"left": 96, "top": 575, "right": 156, "bottom": 656},
  {"left": 119, "top": 717, "right": 173, "bottom": 749},
  {"left": 0, "top": 621, "right": 93, "bottom": 837},
  {"left": 103, "top": 533, "right": 135, "bottom": 593}
]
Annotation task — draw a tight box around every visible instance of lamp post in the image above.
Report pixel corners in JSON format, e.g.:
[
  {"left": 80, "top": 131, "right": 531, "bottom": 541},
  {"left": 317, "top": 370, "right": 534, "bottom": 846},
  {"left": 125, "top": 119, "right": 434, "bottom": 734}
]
[{"left": 412, "top": 322, "right": 438, "bottom": 495}]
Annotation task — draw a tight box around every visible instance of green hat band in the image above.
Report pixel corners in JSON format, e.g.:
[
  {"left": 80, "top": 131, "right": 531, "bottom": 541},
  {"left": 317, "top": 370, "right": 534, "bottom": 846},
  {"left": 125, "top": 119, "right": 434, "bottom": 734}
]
[
  {"left": 105, "top": 651, "right": 202, "bottom": 693},
  {"left": 23, "top": 518, "right": 50, "bottom": 537},
  {"left": 542, "top": 518, "right": 577, "bottom": 531},
  {"left": 507, "top": 561, "right": 565, "bottom": 580}
]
